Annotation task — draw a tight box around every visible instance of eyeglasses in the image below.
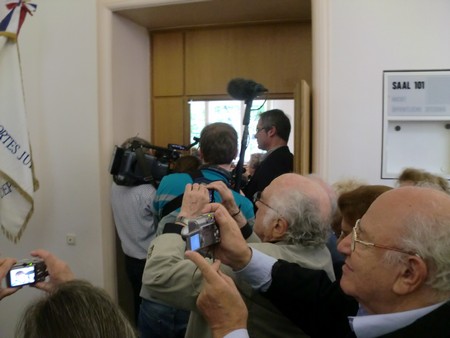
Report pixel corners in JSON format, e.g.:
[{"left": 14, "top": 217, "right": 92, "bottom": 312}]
[
  {"left": 253, "top": 191, "right": 279, "bottom": 214},
  {"left": 255, "top": 126, "right": 267, "bottom": 134},
  {"left": 351, "top": 219, "right": 422, "bottom": 258}
]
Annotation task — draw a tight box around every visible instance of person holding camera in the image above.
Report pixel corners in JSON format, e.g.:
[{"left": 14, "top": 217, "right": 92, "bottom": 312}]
[
  {"left": 141, "top": 172, "right": 335, "bottom": 338},
  {"left": 1, "top": 249, "right": 137, "bottom": 337},
  {"left": 186, "top": 186, "right": 450, "bottom": 338},
  {"left": 138, "top": 123, "right": 255, "bottom": 338}
]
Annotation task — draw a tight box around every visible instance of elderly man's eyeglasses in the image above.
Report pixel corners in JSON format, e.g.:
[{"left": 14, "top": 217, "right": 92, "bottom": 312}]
[
  {"left": 253, "top": 191, "right": 279, "bottom": 214},
  {"left": 351, "top": 219, "right": 422, "bottom": 258}
]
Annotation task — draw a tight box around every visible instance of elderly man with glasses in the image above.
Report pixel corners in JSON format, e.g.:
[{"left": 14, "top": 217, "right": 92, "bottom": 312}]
[
  {"left": 186, "top": 186, "right": 450, "bottom": 338},
  {"left": 141, "top": 173, "right": 335, "bottom": 338}
]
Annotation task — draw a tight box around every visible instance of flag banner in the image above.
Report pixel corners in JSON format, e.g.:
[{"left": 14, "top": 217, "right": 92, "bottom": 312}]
[{"left": 0, "top": 0, "right": 38, "bottom": 242}]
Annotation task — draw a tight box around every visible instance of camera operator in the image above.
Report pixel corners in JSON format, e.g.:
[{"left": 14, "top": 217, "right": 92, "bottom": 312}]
[{"left": 110, "top": 136, "right": 158, "bottom": 325}]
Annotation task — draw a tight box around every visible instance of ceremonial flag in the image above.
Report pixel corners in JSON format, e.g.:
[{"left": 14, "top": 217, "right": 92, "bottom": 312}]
[{"left": 0, "top": 0, "right": 38, "bottom": 242}]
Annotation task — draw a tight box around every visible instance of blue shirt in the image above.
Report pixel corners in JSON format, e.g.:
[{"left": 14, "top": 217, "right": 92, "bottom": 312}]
[{"left": 154, "top": 167, "right": 255, "bottom": 224}]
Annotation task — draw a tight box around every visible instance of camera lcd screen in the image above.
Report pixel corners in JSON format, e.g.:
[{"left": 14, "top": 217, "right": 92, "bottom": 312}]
[
  {"left": 188, "top": 233, "right": 201, "bottom": 251},
  {"left": 8, "top": 266, "right": 36, "bottom": 287}
]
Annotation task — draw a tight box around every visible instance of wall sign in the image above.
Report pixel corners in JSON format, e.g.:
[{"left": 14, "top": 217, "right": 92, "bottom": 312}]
[{"left": 382, "top": 70, "right": 450, "bottom": 179}]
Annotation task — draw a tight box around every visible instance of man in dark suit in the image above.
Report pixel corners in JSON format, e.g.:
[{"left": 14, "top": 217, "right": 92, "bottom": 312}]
[
  {"left": 186, "top": 186, "right": 450, "bottom": 338},
  {"left": 243, "top": 109, "right": 293, "bottom": 202}
]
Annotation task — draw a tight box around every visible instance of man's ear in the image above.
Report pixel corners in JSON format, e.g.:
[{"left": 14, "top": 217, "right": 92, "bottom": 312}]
[
  {"left": 266, "top": 126, "right": 276, "bottom": 138},
  {"left": 271, "top": 217, "right": 289, "bottom": 241},
  {"left": 392, "top": 255, "right": 428, "bottom": 295}
]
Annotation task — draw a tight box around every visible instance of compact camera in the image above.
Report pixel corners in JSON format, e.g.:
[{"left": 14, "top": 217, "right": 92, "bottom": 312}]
[
  {"left": 208, "top": 188, "right": 215, "bottom": 203},
  {"left": 181, "top": 213, "right": 220, "bottom": 253},
  {"left": 6, "top": 258, "right": 48, "bottom": 288}
]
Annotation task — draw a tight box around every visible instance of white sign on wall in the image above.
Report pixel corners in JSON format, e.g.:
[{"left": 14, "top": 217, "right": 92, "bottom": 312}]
[{"left": 382, "top": 70, "right": 450, "bottom": 179}]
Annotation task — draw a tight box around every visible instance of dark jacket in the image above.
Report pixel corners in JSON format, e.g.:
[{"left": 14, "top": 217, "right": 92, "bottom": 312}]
[
  {"left": 263, "top": 260, "right": 450, "bottom": 338},
  {"left": 243, "top": 146, "right": 293, "bottom": 200}
]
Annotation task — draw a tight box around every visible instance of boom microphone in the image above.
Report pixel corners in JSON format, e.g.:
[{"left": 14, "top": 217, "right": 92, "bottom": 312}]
[{"left": 227, "top": 78, "right": 268, "bottom": 101}]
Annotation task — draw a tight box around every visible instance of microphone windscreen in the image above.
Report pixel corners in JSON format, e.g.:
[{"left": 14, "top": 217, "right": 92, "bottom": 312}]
[{"left": 227, "top": 78, "right": 267, "bottom": 100}]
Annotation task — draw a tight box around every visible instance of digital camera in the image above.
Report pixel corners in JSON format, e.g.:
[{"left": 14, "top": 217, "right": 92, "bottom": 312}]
[
  {"left": 182, "top": 213, "right": 220, "bottom": 254},
  {"left": 6, "top": 258, "right": 48, "bottom": 288}
]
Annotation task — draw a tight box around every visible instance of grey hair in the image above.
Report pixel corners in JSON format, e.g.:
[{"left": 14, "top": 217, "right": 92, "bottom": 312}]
[
  {"left": 266, "top": 189, "right": 331, "bottom": 247},
  {"left": 16, "top": 280, "right": 137, "bottom": 338},
  {"left": 383, "top": 212, "right": 450, "bottom": 294}
]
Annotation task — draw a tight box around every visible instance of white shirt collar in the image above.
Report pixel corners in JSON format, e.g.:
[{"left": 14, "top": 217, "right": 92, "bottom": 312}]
[{"left": 349, "top": 301, "right": 447, "bottom": 338}]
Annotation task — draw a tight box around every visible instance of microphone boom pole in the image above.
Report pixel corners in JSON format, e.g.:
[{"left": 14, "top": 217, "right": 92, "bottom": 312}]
[
  {"left": 227, "top": 78, "right": 268, "bottom": 192},
  {"left": 233, "top": 98, "right": 252, "bottom": 192}
]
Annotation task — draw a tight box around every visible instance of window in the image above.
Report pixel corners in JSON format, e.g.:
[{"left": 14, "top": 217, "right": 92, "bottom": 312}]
[{"left": 190, "top": 99, "right": 294, "bottom": 163}]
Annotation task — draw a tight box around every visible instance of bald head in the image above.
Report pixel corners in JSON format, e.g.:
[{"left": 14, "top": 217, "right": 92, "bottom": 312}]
[
  {"left": 259, "top": 173, "right": 332, "bottom": 247},
  {"left": 269, "top": 173, "right": 333, "bottom": 223},
  {"left": 361, "top": 186, "right": 450, "bottom": 295},
  {"left": 366, "top": 186, "right": 450, "bottom": 229}
]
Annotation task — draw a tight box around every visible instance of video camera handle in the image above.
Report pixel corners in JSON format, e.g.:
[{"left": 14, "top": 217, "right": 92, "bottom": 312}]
[{"left": 168, "top": 137, "right": 200, "bottom": 152}]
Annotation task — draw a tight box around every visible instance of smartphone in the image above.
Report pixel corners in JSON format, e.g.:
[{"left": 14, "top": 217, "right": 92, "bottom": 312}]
[{"left": 6, "top": 259, "right": 47, "bottom": 288}]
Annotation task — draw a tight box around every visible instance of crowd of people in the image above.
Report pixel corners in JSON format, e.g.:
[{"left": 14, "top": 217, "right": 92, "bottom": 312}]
[{"left": 2, "top": 109, "right": 449, "bottom": 337}]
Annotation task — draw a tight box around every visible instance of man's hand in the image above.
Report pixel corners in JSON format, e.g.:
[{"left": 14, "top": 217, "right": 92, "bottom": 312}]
[
  {"left": 185, "top": 250, "right": 248, "bottom": 338},
  {"left": 207, "top": 181, "right": 247, "bottom": 227},
  {"left": 0, "top": 257, "right": 19, "bottom": 300},
  {"left": 203, "top": 203, "right": 252, "bottom": 270},
  {"left": 30, "top": 249, "right": 74, "bottom": 292},
  {"left": 179, "top": 183, "right": 211, "bottom": 219}
]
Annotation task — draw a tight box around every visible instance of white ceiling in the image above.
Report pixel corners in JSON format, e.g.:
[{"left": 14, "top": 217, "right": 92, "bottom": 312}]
[{"left": 115, "top": 0, "right": 311, "bottom": 31}]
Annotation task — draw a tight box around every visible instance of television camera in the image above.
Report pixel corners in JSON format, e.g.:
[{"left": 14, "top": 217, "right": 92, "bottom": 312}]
[{"left": 109, "top": 137, "right": 200, "bottom": 187}]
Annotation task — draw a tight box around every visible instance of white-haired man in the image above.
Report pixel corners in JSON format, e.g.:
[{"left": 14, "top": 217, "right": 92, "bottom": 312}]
[
  {"left": 141, "top": 173, "right": 335, "bottom": 338},
  {"left": 187, "top": 186, "right": 450, "bottom": 338}
]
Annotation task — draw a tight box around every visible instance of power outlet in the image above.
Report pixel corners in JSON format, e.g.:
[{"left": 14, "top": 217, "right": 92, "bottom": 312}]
[{"left": 66, "top": 234, "right": 76, "bottom": 245}]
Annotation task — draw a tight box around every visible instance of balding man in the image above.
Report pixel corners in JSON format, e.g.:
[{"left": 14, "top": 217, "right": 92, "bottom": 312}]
[
  {"left": 187, "top": 186, "right": 450, "bottom": 338},
  {"left": 141, "top": 173, "right": 335, "bottom": 338}
]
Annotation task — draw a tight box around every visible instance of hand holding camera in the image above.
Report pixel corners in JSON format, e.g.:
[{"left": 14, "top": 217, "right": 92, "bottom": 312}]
[
  {"left": 179, "top": 183, "right": 211, "bottom": 219},
  {"left": 1, "top": 249, "right": 75, "bottom": 301},
  {"left": 6, "top": 257, "right": 48, "bottom": 288},
  {"left": 0, "top": 257, "right": 19, "bottom": 300},
  {"left": 181, "top": 213, "right": 220, "bottom": 254},
  {"left": 30, "top": 249, "right": 75, "bottom": 292},
  {"left": 197, "top": 203, "right": 252, "bottom": 271}
]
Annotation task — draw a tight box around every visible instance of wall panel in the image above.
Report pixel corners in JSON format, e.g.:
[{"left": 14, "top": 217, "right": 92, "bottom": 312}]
[
  {"left": 152, "top": 31, "right": 184, "bottom": 96},
  {"left": 152, "top": 97, "right": 185, "bottom": 146},
  {"left": 185, "top": 23, "right": 311, "bottom": 95}
]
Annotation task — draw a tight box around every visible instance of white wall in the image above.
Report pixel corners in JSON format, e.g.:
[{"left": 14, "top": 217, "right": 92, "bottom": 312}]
[
  {"left": 0, "top": 1, "right": 102, "bottom": 336},
  {"left": 314, "top": 0, "right": 450, "bottom": 186},
  {"left": 0, "top": 0, "right": 151, "bottom": 335}
]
